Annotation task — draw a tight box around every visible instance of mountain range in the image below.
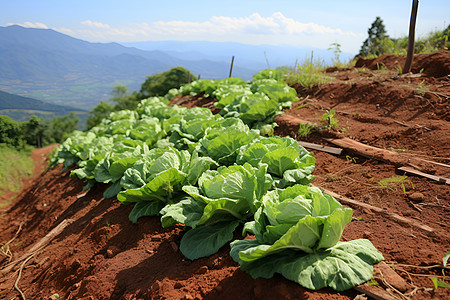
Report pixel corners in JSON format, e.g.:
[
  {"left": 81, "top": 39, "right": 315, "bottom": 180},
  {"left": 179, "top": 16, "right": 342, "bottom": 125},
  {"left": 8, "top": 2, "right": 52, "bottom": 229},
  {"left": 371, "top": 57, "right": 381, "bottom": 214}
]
[
  {"left": 0, "top": 25, "right": 352, "bottom": 110},
  {"left": 0, "top": 89, "right": 88, "bottom": 126}
]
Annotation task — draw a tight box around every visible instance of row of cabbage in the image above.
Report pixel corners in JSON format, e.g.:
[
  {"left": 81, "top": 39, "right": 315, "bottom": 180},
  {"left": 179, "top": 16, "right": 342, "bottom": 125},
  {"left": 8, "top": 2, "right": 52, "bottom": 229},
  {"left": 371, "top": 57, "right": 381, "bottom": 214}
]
[
  {"left": 165, "top": 69, "right": 298, "bottom": 135},
  {"left": 50, "top": 70, "right": 383, "bottom": 291}
]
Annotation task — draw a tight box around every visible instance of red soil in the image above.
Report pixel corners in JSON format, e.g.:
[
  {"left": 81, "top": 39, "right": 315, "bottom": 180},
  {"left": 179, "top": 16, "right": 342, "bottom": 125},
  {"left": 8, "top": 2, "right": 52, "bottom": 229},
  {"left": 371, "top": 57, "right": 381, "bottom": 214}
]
[{"left": 0, "top": 51, "right": 449, "bottom": 300}]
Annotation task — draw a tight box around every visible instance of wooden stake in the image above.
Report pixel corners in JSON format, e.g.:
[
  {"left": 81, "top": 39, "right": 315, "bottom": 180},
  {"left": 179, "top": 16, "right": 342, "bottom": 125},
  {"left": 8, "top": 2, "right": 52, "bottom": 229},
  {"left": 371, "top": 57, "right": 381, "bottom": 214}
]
[
  {"left": 229, "top": 56, "right": 235, "bottom": 78},
  {"left": 322, "top": 188, "right": 434, "bottom": 233},
  {"left": 298, "top": 141, "right": 343, "bottom": 155},
  {"left": 403, "top": 0, "right": 419, "bottom": 74},
  {"left": 398, "top": 166, "right": 450, "bottom": 185}
]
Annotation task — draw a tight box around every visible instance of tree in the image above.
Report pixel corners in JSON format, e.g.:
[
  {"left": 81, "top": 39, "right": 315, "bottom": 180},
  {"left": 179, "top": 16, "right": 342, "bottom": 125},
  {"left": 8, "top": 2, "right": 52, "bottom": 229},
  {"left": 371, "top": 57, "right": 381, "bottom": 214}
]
[
  {"left": 86, "top": 101, "right": 114, "bottom": 130},
  {"left": 0, "top": 116, "right": 25, "bottom": 148},
  {"left": 49, "top": 113, "right": 79, "bottom": 143},
  {"left": 138, "top": 67, "right": 196, "bottom": 99},
  {"left": 358, "top": 17, "right": 389, "bottom": 57},
  {"left": 110, "top": 84, "right": 139, "bottom": 111},
  {"left": 22, "top": 116, "right": 46, "bottom": 147}
]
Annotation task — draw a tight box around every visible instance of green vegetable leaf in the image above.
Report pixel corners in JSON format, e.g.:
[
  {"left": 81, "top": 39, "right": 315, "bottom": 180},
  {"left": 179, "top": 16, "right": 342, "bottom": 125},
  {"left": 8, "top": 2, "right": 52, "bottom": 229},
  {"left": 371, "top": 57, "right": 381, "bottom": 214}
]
[
  {"left": 117, "top": 168, "right": 186, "bottom": 204},
  {"left": 160, "top": 197, "right": 205, "bottom": 228},
  {"left": 280, "top": 239, "right": 384, "bottom": 291},
  {"left": 317, "top": 208, "right": 353, "bottom": 249},
  {"left": 103, "top": 181, "right": 122, "bottom": 199},
  {"left": 430, "top": 277, "right": 450, "bottom": 290},
  {"left": 239, "top": 215, "right": 322, "bottom": 262},
  {"left": 129, "top": 201, "right": 164, "bottom": 223},
  {"left": 231, "top": 239, "right": 384, "bottom": 291},
  {"left": 443, "top": 251, "right": 450, "bottom": 267},
  {"left": 180, "top": 220, "right": 240, "bottom": 260}
]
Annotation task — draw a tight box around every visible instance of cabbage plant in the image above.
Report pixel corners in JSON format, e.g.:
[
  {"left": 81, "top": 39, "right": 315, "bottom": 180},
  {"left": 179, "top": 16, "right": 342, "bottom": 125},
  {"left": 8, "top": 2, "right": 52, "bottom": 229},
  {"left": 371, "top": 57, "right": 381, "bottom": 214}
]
[
  {"left": 161, "top": 163, "right": 272, "bottom": 260},
  {"left": 230, "top": 185, "right": 384, "bottom": 291},
  {"left": 117, "top": 148, "right": 216, "bottom": 223},
  {"left": 236, "top": 136, "right": 315, "bottom": 187}
]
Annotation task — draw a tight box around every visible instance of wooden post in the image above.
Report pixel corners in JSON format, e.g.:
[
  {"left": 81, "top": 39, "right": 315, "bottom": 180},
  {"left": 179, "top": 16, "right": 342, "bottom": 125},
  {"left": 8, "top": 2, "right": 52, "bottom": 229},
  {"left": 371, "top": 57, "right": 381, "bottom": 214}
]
[
  {"left": 403, "top": 0, "right": 419, "bottom": 74},
  {"left": 229, "top": 56, "right": 235, "bottom": 78},
  {"left": 264, "top": 51, "right": 271, "bottom": 69},
  {"left": 188, "top": 73, "right": 191, "bottom": 84}
]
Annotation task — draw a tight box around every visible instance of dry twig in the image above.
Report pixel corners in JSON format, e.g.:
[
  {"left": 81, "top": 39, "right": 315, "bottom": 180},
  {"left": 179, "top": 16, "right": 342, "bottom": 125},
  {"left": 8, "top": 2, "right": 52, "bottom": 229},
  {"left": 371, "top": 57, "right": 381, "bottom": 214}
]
[{"left": 0, "top": 222, "right": 24, "bottom": 261}]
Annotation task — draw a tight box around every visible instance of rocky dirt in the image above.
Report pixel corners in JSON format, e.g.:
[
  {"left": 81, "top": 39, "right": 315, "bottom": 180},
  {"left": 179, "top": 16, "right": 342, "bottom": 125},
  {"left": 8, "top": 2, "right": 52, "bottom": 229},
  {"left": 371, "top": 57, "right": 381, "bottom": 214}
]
[{"left": 0, "top": 50, "right": 449, "bottom": 300}]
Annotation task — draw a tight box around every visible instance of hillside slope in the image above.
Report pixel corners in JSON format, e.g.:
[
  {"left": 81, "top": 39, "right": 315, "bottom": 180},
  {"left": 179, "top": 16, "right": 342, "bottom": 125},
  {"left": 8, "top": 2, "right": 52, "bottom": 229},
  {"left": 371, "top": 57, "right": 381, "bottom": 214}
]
[
  {"left": 0, "top": 90, "right": 88, "bottom": 124},
  {"left": 0, "top": 51, "right": 448, "bottom": 300}
]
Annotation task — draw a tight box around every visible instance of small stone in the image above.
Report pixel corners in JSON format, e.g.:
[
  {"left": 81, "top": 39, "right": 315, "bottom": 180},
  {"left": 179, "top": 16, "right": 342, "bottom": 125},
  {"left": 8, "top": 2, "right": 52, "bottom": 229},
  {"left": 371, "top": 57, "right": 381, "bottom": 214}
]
[
  {"left": 408, "top": 192, "right": 425, "bottom": 203},
  {"left": 363, "top": 231, "right": 372, "bottom": 238},
  {"left": 170, "top": 241, "right": 179, "bottom": 252},
  {"left": 184, "top": 294, "right": 194, "bottom": 300},
  {"left": 195, "top": 265, "right": 208, "bottom": 274},
  {"left": 106, "top": 246, "right": 120, "bottom": 258},
  {"left": 106, "top": 249, "right": 114, "bottom": 258},
  {"left": 214, "top": 285, "right": 223, "bottom": 293}
]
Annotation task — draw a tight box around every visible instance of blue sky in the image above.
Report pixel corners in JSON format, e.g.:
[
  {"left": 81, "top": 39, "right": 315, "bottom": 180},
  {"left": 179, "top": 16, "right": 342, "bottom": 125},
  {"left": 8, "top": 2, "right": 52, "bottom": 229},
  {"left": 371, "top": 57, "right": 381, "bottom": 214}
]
[{"left": 2, "top": 0, "right": 449, "bottom": 54}]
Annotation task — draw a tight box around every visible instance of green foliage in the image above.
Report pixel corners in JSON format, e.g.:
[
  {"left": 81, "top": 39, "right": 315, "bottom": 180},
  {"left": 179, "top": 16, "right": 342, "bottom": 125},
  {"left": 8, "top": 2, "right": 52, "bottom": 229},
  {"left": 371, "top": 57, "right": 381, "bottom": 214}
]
[
  {"left": 236, "top": 136, "right": 315, "bottom": 188},
  {"left": 429, "top": 251, "right": 450, "bottom": 289},
  {"left": 230, "top": 185, "right": 384, "bottom": 291},
  {"left": 298, "top": 123, "right": 317, "bottom": 137},
  {"left": 87, "top": 67, "right": 197, "bottom": 128},
  {"left": 138, "top": 67, "right": 197, "bottom": 99},
  {"left": 328, "top": 42, "right": 343, "bottom": 66},
  {"left": 414, "top": 80, "right": 430, "bottom": 95},
  {"left": 252, "top": 69, "right": 284, "bottom": 81},
  {"left": 110, "top": 84, "right": 139, "bottom": 111},
  {"left": 86, "top": 101, "right": 115, "bottom": 130},
  {"left": 285, "top": 54, "right": 333, "bottom": 89},
  {"left": 358, "top": 20, "right": 450, "bottom": 58},
  {"left": 0, "top": 116, "right": 25, "bottom": 148},
  {"left": 358, "top": 17, "right": 389, "bottom": 57},
  {"left": 50, "top": 69, "right": 384, "bottom": 291},
  {"left": 0, "top": 144, "right": 34, "bottom": 198},
  {"left": 321, "top": 109, "right": 339, "bottom": 129},
  {"left": 48, "top": 113, "right": 79, "bottom": 143},
  {"left": 1, "top": 113, "right": 79, "bottom": 149},
  {"left": 378, "top": 175, "right": 413, "bottom": 194}
]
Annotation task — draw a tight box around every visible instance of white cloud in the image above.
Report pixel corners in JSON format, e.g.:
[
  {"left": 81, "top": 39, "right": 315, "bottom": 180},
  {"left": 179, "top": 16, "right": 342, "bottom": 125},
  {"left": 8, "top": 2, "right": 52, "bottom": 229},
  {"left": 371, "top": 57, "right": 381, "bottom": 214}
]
[
  {"left": 81, "top": 20, "right": 111, "bottom": 29},
  {"left": 47, "top": 12, "right": 363, "bottom": 52},
  {"left": 7, "top": 21, "right": 48, "bottom": 29}
]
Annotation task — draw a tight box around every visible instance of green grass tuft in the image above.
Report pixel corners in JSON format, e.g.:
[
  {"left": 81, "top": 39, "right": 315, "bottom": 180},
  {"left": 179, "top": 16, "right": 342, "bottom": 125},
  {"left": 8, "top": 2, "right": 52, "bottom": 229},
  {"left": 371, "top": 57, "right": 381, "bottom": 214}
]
[{"left": 0, "top": 144, "right": 34, "bottom": 200}]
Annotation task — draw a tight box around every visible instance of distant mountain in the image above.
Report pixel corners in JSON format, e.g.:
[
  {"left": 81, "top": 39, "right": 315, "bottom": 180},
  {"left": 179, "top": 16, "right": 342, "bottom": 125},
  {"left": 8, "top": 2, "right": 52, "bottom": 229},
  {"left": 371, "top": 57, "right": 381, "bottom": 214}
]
[
  {"left": 0, "top": 90, "right": 88, "bottom": 127},
  {"left": 122, "top": 41, "right": 355, "bottom": 70},
  {"left": 0, "top": 90, "right": 84, "bottom": 112},
  {"left": 0, "top": 25, "right": 353, "bottom": 111},
  {"left": 0, "top": 25, "right": 258, "bottom": 110}
]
